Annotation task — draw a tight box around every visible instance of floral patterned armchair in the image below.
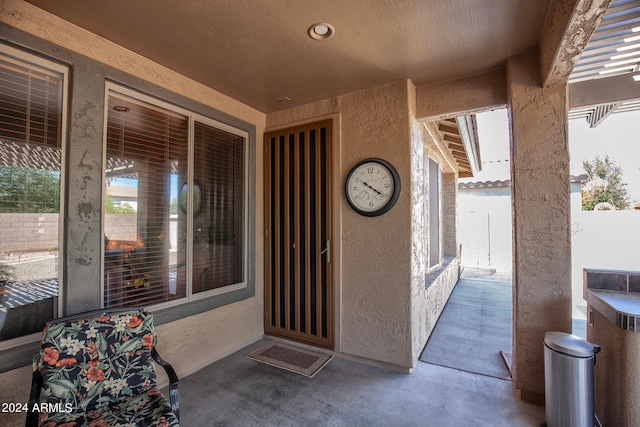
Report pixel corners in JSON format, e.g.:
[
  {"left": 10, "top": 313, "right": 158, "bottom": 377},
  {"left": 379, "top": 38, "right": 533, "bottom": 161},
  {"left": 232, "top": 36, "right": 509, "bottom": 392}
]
[{"left": 26, "top": 308, "right": 180, "bottom": 426}]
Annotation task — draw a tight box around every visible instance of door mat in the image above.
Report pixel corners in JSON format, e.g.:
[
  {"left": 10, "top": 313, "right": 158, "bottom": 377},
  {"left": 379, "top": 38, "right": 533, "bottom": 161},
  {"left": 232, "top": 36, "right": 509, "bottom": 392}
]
[{"left": 246, "top": 341, "right": 333, "bottom": 378}]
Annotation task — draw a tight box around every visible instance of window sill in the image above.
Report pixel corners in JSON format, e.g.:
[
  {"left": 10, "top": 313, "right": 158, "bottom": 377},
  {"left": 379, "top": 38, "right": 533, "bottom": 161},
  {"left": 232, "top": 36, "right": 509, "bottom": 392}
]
[{"left": 424, "top": 256, "right": 457, "bottom": 290}]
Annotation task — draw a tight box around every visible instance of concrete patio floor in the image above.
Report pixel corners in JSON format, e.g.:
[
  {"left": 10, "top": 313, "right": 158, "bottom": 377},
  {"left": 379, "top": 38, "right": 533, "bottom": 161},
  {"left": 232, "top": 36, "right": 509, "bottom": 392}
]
[{"left": 173, "top": 268, "right": 546, "bottom": 426}]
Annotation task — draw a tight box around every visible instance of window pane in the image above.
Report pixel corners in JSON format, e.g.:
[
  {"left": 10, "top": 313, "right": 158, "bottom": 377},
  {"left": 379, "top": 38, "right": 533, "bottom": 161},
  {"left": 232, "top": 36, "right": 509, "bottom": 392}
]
[
  {"left": 104, "top": 94, "right": 188, "bottom": 307},
  {"left": 0, "top": 52, "right": 63, "bottom": 342},
  {"left": 429, "top": 158, "right": 441, "bottom": 268},
  {"left": 192, "top": 121, "right": 245, "bottom": 293},
  {"left": 0, "top": 57, "right": 62, "bottom": 147}
]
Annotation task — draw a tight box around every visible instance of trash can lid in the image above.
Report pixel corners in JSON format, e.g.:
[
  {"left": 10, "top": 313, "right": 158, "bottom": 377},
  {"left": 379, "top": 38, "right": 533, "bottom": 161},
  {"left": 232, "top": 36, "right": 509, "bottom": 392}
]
[{"left": 544, "top": 331, "right": 600, "bottom": 357}]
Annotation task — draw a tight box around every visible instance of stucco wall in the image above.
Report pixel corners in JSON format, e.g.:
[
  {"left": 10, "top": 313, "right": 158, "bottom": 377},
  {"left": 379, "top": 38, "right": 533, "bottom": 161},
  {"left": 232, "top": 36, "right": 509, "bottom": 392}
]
[
  {"left": 268, "top": 81, "right": 415, "bottom": 370},
  {"left": 267, "top": 80, "right": 460, "bottom": 371},
  {"left": 507, "top": 51, "right": 572, "bottom": 400},
  {"left": 408, "top": 95, "right": 461, "bottom": 365},
  {"left": 0, "top": 2, "right": 266, "bottom": 424}
]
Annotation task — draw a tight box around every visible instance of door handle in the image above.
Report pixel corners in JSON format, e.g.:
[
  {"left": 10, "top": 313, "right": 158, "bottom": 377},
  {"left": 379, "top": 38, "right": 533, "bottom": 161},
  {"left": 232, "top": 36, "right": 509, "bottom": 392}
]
[{"left": 320, "top": 240, "right": 330, "bottom": 264}]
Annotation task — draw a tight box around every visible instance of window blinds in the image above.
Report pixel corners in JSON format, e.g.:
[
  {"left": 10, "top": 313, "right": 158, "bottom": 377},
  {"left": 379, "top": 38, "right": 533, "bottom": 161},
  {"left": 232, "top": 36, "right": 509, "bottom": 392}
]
[
  {"left": 192, "top": 121, "right": 245, "bottom": 293},
  {"left": 0, "top": 57, "right": 62, "bottom": 148},
  {"left": 104, "top": 93, "right": 188, "bottom": 307}
]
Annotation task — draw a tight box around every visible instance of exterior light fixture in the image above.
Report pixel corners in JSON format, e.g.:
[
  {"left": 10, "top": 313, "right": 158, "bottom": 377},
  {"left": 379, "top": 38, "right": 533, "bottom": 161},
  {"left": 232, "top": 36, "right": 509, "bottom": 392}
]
[{"left": 308, "top": 23, "right": 335, "bottom": 40}]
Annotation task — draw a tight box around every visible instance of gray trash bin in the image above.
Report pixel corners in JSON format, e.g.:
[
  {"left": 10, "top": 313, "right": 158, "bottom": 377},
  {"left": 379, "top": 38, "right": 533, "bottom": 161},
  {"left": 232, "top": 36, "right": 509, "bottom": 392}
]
[{"left": 544, "top": 331, "right": 601, "bottom": 427}]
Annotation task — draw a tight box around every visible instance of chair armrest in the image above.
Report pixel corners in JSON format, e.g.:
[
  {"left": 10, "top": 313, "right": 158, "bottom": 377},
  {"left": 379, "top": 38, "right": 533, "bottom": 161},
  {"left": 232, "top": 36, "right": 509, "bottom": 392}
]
[
  {"left": 152, "top": 347, "right": 180, "bottom": 420},
  {"left": 25, "top": 369, "right": 42, "bottom": 427}
]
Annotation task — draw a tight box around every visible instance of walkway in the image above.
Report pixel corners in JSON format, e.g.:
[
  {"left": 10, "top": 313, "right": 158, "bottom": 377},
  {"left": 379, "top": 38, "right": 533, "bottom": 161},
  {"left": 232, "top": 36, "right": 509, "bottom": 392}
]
[{"left": 420, "top": 268, "right": 513, "bottom": 380}]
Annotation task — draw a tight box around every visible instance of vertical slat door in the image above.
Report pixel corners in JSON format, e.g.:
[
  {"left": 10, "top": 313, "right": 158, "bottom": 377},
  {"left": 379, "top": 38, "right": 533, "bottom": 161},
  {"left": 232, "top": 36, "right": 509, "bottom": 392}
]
[{"left": 264, "top": 120, "right": 333, "bottom": 349}]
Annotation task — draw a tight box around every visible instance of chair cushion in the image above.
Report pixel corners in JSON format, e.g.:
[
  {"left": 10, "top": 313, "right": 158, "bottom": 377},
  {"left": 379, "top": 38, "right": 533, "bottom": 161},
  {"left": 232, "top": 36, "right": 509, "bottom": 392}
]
[
  {"left": 35, "top": 312, "right": 158, "bottom": 412},
  {"left": 37, "top": 389, "right": 179, "bottom": 427}
]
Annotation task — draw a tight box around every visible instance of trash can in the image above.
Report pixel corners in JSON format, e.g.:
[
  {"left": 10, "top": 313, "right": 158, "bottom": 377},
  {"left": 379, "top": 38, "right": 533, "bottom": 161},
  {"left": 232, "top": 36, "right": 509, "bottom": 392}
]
[{"left": 544, "top": 331, "right": 601, "bottom": 427}]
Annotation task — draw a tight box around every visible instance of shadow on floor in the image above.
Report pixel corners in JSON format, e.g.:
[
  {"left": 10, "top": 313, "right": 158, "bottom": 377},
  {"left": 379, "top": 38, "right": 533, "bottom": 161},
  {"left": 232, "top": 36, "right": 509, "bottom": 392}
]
[{"left": 172, "top": 268, "right": 545, "bottom": 426}]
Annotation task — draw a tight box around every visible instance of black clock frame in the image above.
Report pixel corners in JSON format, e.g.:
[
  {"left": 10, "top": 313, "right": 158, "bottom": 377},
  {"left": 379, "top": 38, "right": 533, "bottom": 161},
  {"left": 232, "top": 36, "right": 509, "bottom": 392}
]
[{"left": 345, "top": 158, "right": 401, "bottom": 217}]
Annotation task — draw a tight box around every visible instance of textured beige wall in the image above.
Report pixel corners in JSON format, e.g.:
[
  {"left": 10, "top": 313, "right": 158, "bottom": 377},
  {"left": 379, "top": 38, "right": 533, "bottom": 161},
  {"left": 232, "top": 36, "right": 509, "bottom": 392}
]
[
  {"left": 339, "top": 82, "right": 414, "bottom": 369},
  {"left": 268, "top": 80, "right": 460, "bottom": 370},
  {"left": 507, "top": 51, "right": 572, "bottom": 400},
  {"left": 415, "top": 69, "right": 508, "bottom": 120},
  {"left": 408, "top": 90, "right": 428, "bottom": 366},
  {"left": 588, "top": 307, "right": 640, "bottom": 427},
  {"left": 408, "top": 92, "right": 461, "bottom": 365},
  {"left": 0, "top": 2, "right": 266, "bottom": 422},
  {"left": 268, "top": 81, "right": 417, "bottom": 370}
]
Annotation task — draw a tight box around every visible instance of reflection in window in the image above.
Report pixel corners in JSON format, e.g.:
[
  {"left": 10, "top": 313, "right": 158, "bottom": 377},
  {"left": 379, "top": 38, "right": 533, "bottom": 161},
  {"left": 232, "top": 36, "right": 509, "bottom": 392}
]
[
  {"left": 103, "top": 86, "right": 247, "bottom": 308},
  {"left": 192, "top": 122, "right": 245, "bottom": 293},
  {"left": 0, "top": 46, "right": 67, "bottom": 343},
  {"left": 104, "top": 92, "right": 188, "bottom": 307}
]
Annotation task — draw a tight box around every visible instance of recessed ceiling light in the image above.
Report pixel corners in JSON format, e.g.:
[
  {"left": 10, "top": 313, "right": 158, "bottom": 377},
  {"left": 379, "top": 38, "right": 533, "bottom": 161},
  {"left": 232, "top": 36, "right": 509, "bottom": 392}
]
[
  {"left": 308, "top": 23, "right": 335, "bottom": 40},
  {"left": 113, "top": 105, "right": 130, "bottom": 112}
]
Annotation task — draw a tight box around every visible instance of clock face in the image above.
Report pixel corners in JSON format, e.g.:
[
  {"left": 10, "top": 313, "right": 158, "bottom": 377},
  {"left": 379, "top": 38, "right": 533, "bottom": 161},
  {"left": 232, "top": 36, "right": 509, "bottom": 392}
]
[{"left": 345, "top": 159, "right": 400, "bottom": 216}]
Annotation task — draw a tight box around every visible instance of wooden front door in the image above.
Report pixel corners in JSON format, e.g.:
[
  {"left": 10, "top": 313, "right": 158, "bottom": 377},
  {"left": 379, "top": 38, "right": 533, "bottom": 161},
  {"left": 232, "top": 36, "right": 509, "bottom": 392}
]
[{"left": 264, "top": 120, "right": 333, "bottom": 349}]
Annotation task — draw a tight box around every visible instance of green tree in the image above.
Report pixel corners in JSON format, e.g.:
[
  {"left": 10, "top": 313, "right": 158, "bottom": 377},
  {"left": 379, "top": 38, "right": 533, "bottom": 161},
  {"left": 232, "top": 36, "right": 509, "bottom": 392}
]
[
  {"left": 0, "top": 166, "right": 60, "bottom": 213},
  {"left": 104, "top": 193, "right": 136, "bottom": 214},
  {"left": 581, "top": 155, "right": 630, "bottom": 210}
]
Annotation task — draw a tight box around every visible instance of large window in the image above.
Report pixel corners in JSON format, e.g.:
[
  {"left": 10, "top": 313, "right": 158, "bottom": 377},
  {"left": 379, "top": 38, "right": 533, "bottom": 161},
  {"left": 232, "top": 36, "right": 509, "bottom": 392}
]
[
  {"left": 103, "top": 85, "right": 247, "bottom": 308},
  {"left": 0, "top": 45, "right": 67, "bottom": 345}
]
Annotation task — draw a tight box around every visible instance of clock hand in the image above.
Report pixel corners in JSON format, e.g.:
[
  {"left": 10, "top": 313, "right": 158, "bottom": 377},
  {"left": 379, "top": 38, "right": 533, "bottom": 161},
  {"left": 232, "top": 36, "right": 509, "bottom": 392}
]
[{"left": 357, "top": 178, "right": 385, "bottom": 197}]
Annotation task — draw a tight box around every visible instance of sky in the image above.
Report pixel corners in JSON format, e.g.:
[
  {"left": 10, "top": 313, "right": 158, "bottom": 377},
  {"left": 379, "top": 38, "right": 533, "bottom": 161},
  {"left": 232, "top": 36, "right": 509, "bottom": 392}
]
[{"left": 461, "top": 108, "right": 640, "bottom": 203}]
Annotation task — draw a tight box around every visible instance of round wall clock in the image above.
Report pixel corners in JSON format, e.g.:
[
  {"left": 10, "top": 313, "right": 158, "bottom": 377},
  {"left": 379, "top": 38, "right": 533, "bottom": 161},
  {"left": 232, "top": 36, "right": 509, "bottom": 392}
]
[{"left": 345, "top": 158, "right": 401, "bottom": 217}]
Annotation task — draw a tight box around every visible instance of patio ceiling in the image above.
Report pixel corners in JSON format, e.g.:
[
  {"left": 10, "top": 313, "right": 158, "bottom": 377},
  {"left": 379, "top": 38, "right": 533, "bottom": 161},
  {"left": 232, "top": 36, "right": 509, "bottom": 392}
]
[
  {"left": 23, "top": 0, "right": 550, "bottom": 115},
  {"left": 16, "top": 1, "right": 636, "bottom": 172}
]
